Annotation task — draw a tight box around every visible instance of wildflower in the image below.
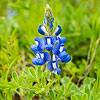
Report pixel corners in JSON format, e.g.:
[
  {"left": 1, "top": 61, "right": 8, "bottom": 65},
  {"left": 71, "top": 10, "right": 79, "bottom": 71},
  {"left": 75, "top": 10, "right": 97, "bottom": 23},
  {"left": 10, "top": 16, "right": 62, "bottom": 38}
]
[{"left": 31, "top": 4, "right": 71, "bottom": 75}]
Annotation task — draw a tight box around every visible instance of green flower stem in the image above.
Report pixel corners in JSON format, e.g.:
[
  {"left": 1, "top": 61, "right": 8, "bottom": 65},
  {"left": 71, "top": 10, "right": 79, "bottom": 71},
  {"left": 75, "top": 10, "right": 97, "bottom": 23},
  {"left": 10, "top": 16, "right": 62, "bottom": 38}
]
[{"left": 45, "top": 4, "right": 54, "bottom": 88}]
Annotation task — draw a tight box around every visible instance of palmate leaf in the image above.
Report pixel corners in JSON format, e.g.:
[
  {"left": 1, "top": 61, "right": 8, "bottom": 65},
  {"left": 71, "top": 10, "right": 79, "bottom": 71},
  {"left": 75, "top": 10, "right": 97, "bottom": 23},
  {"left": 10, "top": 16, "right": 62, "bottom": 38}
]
[{"left": 23, "top": 67, "right": 37, "bottom": 82}]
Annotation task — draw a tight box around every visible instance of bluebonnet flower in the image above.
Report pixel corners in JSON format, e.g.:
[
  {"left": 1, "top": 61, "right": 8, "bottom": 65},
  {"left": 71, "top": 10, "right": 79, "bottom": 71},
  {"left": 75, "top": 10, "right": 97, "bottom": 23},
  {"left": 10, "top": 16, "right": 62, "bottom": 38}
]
[
  {"left": 47, "top": 61, "right": 61, "bottom": 75},
  {"left": 52, "top": 25, "right": 62, "bottom": 36},
  {"left": 32, "top": 52, "right": 51, "bottom": 65},
  {"left": 38, "top": 25, "right": 47, "bottom": 35},
  {"left": 53, "top": 43, "right": 65, "bottom": 55},
  {"left": 31, "top": 37, "right": 44, "bottom": 52},
  {"left": 30, "top": 4, "right": 71, "bottom": 75},
  {"left": 55, "top": 36, "right": 66, "bottom": 44},
  {"left": 43, "top": 36, "right": 56, "bottom": 51}
]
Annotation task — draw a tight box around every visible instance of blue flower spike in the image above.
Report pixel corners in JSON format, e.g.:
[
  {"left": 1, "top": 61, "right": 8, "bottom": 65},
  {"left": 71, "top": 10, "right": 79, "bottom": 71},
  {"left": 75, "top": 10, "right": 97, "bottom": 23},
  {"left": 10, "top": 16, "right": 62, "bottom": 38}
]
[{"left": 30, "top": 4, "right": 71, "bottom": 75}]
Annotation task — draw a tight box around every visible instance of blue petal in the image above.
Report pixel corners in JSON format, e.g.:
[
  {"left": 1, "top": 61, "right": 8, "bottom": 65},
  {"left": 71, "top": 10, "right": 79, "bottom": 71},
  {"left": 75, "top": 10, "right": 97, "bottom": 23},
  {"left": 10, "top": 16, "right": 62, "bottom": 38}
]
[
  {"left": 58, "top": 51, "right": 68, "bottom": 59},
  {"left": 47, "top": 61, "right": 53, "bottom": 71},
  {"left": 61, "top": 55, "right": 71, "bottom": 63},
  {"left": 63, "top": 48, "right": 66, "bottom": 51},
  {"left": 52, "top": 37, "right": 56, "bottom": 45},
  {"left": 58, "top": 37, "right": 66, "bottom": 44},
  {"left": 55, "top": 25, "right": 62, "bottom": 36},
  {"left": 32, "top": 58, "right": 45, "bottom": 65},
  {"left": 47, "top": 17, "right": 49, "bottom": 23},
  {"left": 43, "top": 36, "right": 56, "bottom": 45},
  {"left": 53, "top": 44, "right": 60, "bottom": 55},
  {"left": 44, "top": 19, "right": 46, "bottom": 24},
  {"left": 32, "top": 58, "right": 38, "bottom": 65},
  {"left": 30, "top": 45, "right": 39, "bottom": 52},
  {"left": 50, "top": 22, "right": 53, "bottom": 29},
  {"left": 52, "top": 17, "right": 54, "bottom": 22},
  {"left": 44, "top": 52, "right": 51, "bottom": 61},
  {"left": 38, "top": 25, "right": 45, "bottom": 35},
  {"left": 35, "top": 37, "right": 45, "bottom": 50},
  {"left": 45, "top": 44, "right": 53, "bottom": 51},
  {"left": 57, "top": 68, "right": 61, "bottom": 75},
  {"left": 60, "top": 43, "right": 64, "bottom": 46}
]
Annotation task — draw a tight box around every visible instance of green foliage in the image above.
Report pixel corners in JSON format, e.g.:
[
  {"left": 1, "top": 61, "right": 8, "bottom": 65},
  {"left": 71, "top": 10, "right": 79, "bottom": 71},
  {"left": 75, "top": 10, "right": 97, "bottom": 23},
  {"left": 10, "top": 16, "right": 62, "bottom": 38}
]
[{"left": 0, "top": 0, "right": 100, "bottom": 100}]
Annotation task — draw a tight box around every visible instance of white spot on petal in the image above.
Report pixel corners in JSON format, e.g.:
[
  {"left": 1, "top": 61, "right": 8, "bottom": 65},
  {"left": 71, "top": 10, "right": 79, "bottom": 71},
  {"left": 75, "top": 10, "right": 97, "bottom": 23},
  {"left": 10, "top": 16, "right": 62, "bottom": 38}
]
[
  {"left": 52, "top": 26, "right": 59, "bottom": 35},
  {"left": 52, "top": 62, "right": 56, "bottom": 69},
  {"left": 36, "top": 53, "right": 40, "bottom": 58},
  {"left": 40, "top": 53, "right": 44, "bottom": 59},
  {"left": 41, "top": 26, "right": 47, "bottom": 33},
  {"left": 59, "top": 46, "right": 64, "bottom": 52},
  {"left": 47, "top": 38, "right": 51, "bottom": 44},
  {"left": 35, "top": 41, "right": 39, "bottom": 45}
]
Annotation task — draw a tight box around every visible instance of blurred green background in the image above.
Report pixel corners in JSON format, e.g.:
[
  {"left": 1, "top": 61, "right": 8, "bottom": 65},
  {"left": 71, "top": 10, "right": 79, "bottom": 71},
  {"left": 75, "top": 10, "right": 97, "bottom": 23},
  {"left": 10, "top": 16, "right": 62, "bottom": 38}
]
[{"left": 0, "top": 0, "right": 100, "bottom": 99}]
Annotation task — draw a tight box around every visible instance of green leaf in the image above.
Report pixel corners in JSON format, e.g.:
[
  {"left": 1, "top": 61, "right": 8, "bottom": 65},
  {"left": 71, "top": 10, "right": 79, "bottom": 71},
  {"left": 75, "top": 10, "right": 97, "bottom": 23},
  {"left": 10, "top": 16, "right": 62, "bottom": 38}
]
[
  {"left": 35, "top": 88, "right": 45, "bottom": 94},
  {"left": 49, "top": 90, "right": 55, "bottom": 100},
  {"left": 12, "top": 71, "right": 18, "bottom": 84},
  {"left": 41, "top": 76, "right": 46, "bottom": 87},
  {"left": 36, "top": 66, "right": 42, "bottom": 81},
  {"left": 0, "top": 84, "right": 11, "bottom": 89},
  {"left": 23, "top": 67, "right": 29, "bottom": 73},
  {"left": 82, "top": 93, "right": 88, "bottom": 100},
  {"left": 71, "top": 84, "right": 82, "bottom": 95},
  {"left": 7, "top": 90, "right": 13, "bottom": 100},
  {"left": 85, "top": 85, "right": 90, "bottom": 99},
  {"left": 61, "top": 77, "right": 69, "bottom": 86},
  {"left": 75, "top": 94, "right": 81, "bottom": 100},
  {"left": 5, "top": 56, "right": 20, "bottom": 82},
  {"left": 56, "top": 90, "right": 64, "bottom": 100},
  {"left": 71, "top": 95, "right": 78, "bottom": 100},
  {"left": 45, "top": 80, "right": 56, "bottom": 89},
  {"left": 64, "top": 76, "right": 73, "bottom": 91},
  {"left": 18, "top": 76, "right": 23, "bottom": 85},
  {"left": 84, "top": 78, "right": 91, "bottom": 85},
  {"left": 64, "top": 91, "right": 74, "bottom": 98},
  {"left": 29, "top": 67, "right": 36, "bottom": 78}
]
